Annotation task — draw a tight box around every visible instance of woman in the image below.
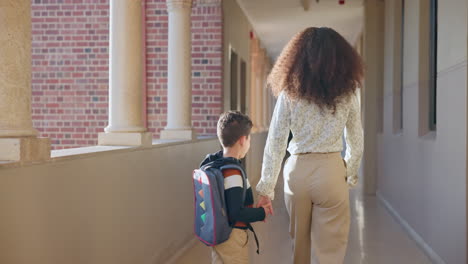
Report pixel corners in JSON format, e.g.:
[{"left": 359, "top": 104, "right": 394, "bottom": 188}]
[{"left": 256, "top": 27, "right": 364, "bottom": 264}]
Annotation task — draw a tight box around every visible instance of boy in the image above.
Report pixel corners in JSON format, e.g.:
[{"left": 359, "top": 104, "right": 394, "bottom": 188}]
[{"left": 199, "top": 111, "right": 272, "bottom": 264}]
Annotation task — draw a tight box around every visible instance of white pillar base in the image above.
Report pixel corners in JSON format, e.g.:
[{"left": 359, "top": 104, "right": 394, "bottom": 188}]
[
  {"left": 98, "top": 132, "right": 153, "bottom": 146},
  {"left": 0, "top": 137, "right": 51, "bottom": 162},
  {"left": 160, "top": 129, "right": 197, "bottom": 140}
]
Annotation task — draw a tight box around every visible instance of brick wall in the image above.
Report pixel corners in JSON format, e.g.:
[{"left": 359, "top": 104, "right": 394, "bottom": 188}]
[
  {"left": 190, "top": 0, "right": 223, "bottom": 136},
  {"left": 145, "top": 0, "right": 223, "bottom": 137},
  {"left": 31, "top": 0, "right": 110, "bottom": 150},
  {"left": 31, "top": 0, "right": 223, "bottom": 149}
]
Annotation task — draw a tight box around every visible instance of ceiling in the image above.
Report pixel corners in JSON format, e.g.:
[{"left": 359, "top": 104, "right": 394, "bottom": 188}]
[{"left": 237, "top": 0, "right": 364, "bottom": 59}]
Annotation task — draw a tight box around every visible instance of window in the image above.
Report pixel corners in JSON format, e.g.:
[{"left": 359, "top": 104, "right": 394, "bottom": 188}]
[
  {"left": 393, "top": 0, "right": 404, "bottom": 133},
  {"left": 230, "top": 50, "right": 238, "bottom": 110},
  {"left": 418, "top": 0, "right": 437, "bottom": 135},
  {"left": 240, "top": 60, "right": 247, "bottom": 114},
  {"left": 429, "top": 0, "right": 437, "bottom": 131},
  {"left": 399, "top": 0, "right": 405, "bottom": 131}
]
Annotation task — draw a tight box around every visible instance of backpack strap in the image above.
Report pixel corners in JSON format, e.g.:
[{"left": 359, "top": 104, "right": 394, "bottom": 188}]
[
  {"left": 219, "top": 164, "right": 260, "bottom": 254},
  {"left": 248, "top": 224, "right": 260, "bottom": 254},
  {"left": 201, "top": 162, "right": 247, "bottom": 205}
]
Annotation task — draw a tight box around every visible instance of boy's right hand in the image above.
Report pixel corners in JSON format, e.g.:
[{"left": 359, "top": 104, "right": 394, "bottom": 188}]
[{"left": 260, "top": 205, "right": 270, "bottom": 222}]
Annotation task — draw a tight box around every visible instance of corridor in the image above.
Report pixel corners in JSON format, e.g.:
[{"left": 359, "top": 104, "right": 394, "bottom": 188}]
[
  {"left": 175, "top": 173, "right": 432, "bottom": 264},
  {"left": 0, "top": 0, "right": 467, "bottom": 263}
]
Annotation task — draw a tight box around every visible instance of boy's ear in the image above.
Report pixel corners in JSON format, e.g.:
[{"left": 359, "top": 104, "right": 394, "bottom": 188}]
[{"left": 238, "top": 135, "right": 247, "bottom": 146}]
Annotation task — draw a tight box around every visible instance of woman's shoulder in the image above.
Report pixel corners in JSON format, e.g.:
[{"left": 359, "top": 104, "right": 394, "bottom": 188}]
[
  {"left": 341, "top": 90, "right": 359, "bottom": 104},
  {"left": 278, "top": 91, "right": 288, "bottom": 99},
  {"left": 278, "top": 91, "right": 293, "bottom": 105}
]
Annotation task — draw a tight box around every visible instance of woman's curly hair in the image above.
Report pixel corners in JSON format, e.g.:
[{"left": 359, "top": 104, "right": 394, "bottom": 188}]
[{"left": 268, "top": 27, "right": 364, "bottom": 112}]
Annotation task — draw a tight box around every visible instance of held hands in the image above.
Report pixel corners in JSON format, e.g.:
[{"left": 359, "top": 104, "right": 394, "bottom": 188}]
[{"left": 257, "top": 195, "right": 274, "bottom": 220}]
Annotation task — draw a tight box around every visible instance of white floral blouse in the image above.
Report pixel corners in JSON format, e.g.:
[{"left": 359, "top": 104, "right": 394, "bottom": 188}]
[{"left": 256, "top": 91, "right": 364, "bottom": 200}]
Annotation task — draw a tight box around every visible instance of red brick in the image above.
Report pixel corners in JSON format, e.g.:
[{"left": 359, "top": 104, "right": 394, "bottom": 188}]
[
  {"left": 32, "top": 0, "right": 222, "bottom": 149},
  {"left": 61, "top": 128, "right": 75, "bottom": 132}
]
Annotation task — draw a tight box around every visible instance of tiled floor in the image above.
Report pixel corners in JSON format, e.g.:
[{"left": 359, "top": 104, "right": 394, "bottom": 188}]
[{"left": 175, "top": 174, "right": 432, "bottom": 264}]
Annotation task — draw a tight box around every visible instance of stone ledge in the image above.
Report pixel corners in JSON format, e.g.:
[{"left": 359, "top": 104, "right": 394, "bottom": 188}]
[
  {"left": 160, "top": 129, "right": 197, "bottom": 140},
  {"left": 52, "top": 145, "right": 131, "bottom": 158},
  {"left": 0, "top": 137, "right": 50, "bottom": 162},
  {"left": 0, "top": 132, "right": 272, "bottom": 169},
  {"left": 0, "top": 135, "right": 224, "bottom": 169},
  {"left": 98, "top": 132, "right": 153, "bottom": 146}
]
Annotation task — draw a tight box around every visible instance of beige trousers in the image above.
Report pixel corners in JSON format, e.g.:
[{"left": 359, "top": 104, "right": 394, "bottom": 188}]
[
  {"left": 284, "top": 152, "right": 350, "bottom": 264},
  {"left": 212, "top": 228, "right": 249, "bottom": 264}
]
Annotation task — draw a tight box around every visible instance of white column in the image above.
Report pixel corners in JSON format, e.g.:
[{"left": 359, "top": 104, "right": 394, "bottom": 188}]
[
  {"left": 0, "top": 0, "right": 50, "bottom": 161},
  {"left": 99, "top": 0, "right": 152, "bottom": 146},
  {"left": 160, "top": 0, "right": 197, "bottom": 140}
]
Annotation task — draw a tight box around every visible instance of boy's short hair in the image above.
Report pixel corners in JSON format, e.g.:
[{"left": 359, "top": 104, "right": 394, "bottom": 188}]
[{"left": 217, "top": 111, "right": 253, "bottom": 148}]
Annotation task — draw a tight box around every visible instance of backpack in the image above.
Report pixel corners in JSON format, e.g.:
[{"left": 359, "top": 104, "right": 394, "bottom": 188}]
[{"left": 192, "top": 162, "right": 247, "bottom": 246}]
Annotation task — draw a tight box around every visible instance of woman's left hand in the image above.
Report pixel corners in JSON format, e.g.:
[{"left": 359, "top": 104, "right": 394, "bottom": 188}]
[{"left": 257, "top": 195, "right": 274, "bottom": 215}]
